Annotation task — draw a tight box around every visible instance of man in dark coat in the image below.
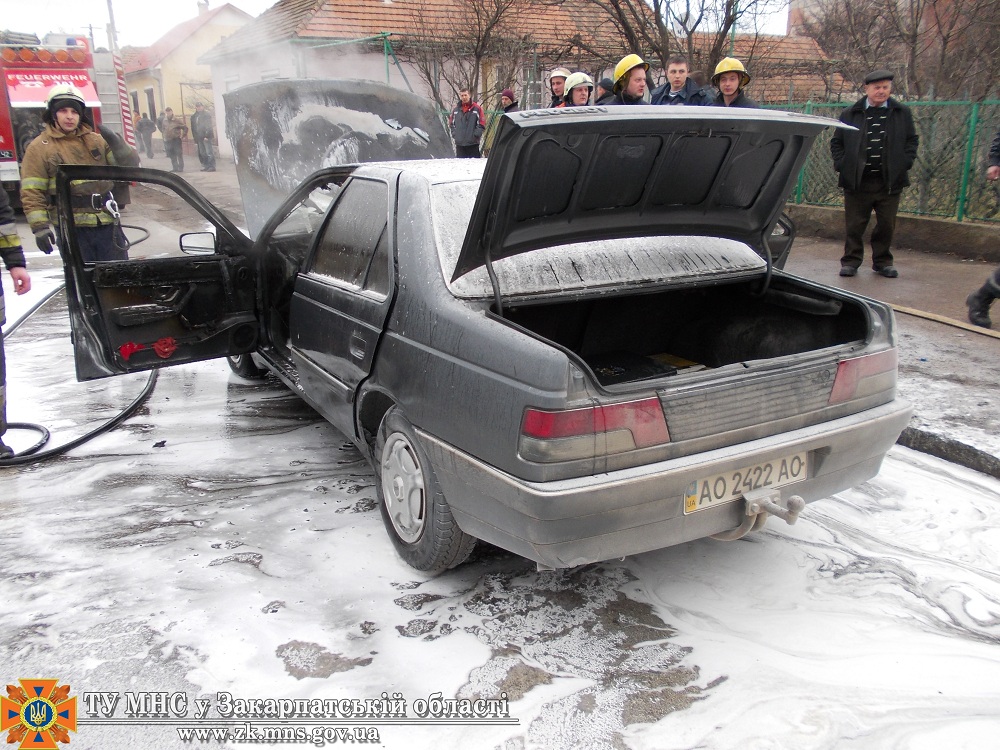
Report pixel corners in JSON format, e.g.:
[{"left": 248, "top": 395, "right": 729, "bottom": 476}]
[
  {"left": 830, "top": 69, "right": 919, "bottom": 278},
  {"left": 190, "top": 102, "right": 216, "bottom": 172},
  {"left": 595, "top": 78, "right": 615, "bottom": 105},
  {"left": 0, "top": 188, "right": 30, "bottom": 459},
  {"left": 136, "top": 113, "right": 156, "bottom": 158}
]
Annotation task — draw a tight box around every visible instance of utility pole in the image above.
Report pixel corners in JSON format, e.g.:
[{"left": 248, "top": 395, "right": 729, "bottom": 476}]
[{"left": 105, "top": 0, "right": 119, "bottom": 52}]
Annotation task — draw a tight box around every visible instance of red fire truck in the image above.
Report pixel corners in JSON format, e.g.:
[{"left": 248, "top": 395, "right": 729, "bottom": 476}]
[{"left": 0, "top": 34, "right": 131, "bottom": 206}]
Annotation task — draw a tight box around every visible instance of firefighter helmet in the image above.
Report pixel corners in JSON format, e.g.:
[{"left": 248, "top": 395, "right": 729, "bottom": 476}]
[
  {"left": 613, "top": 54, "right": 649, "bottom": 94},
  {"left": 711, "top": 57, "right": 751, "bottom": 88},
  {"left": 44, "top": 83, "right": 87, "bottom": 124},
  {"left": 563, "top": 72, "right": 594, "bottom": 102}
]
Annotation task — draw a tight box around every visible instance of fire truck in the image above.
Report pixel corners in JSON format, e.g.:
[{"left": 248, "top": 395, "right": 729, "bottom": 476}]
[{"left": 0, "top": 33, "right": 133, "bottom": 206}]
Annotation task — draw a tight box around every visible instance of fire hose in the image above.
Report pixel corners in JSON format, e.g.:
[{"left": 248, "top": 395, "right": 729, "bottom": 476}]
[{"left": 0, "top": 220, "right": 156, "bottom": 466}]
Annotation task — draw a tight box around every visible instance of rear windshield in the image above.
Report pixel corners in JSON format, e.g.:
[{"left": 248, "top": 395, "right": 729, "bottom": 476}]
[{"left": 431, "top": 180, "right": 766, "bottom": 299}]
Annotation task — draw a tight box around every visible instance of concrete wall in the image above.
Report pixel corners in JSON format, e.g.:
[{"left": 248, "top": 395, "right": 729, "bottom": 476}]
[{"left": 786, "top": 204, "right": 1000, "bottom": 264}]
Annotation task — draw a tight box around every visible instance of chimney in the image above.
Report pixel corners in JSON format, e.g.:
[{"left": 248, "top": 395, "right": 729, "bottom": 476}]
[{"left": 198, "top": 1, "right": 209, "bottom": 14}]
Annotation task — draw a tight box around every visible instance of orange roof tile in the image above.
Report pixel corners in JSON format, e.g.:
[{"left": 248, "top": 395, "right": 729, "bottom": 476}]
[{"left": 201, "top": 0, "right": 621, "bottom": 63}]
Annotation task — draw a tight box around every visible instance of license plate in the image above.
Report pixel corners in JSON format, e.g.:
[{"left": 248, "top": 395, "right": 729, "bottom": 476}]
[{"left": 684, "top": 452, "right": 808, "bottom": 514}]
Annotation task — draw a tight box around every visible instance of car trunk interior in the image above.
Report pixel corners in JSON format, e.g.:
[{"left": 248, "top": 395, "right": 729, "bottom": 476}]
[{"left": 503, "top": 277, "right": 869, "bottom": 387}]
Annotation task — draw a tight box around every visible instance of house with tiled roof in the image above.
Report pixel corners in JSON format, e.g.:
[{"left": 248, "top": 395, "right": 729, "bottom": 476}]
[
  {"left": 732, "top": 35, "right": 850, "bottom": 103},
  {"left": 198, "top": 0, "right": 624, "bottom": 155},
  {"left": 123, "top": 2, "right": 252, "bottom": 145}
]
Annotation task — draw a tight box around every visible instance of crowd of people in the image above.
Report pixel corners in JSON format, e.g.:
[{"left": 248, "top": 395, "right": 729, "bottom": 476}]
[
  {"left": 0, "top": 67, "right": 996, "bottom": 457},
  {"left": 448, "top": 54, "right": 994, "bottom": 319}
]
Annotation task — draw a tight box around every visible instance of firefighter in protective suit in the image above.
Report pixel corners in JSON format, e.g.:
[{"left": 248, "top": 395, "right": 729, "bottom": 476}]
[{"left": 20, "top": 84, "right": 138, "bottom": 263}]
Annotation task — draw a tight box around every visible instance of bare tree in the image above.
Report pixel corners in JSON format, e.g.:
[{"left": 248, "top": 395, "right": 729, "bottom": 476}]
[
  {"left": 801, "top": 0, "right": 1000, "bottom": 100},
  {"left": 399, "top": 0, "right": 554, "bottom": 111},
  {"left": 572, "top": 0, "right": 789, "bottom": 84}
]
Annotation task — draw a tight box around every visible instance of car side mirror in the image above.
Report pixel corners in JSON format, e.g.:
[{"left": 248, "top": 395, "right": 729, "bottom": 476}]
[{"left": 180, "top": 231, "right": 217, "bottom": 255}]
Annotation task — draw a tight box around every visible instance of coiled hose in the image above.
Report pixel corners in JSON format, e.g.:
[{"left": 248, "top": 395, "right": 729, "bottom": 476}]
[{"left": 1, "top": 223, "right": 157, "bottom": 465}]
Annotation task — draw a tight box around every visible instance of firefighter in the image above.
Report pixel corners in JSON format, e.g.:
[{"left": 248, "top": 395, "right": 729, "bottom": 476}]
[
  {"left": 562, "top": 72, "right": 594, "bottom": 107},
  {"left": 610, "top": 54, "right": 649, "bottom": 105},
  {"left": 546, "top": 67, "right": 571, "bottom": 108},
  {"left": 0, "top": 187, "right": 30, "bottom": 459},
  {"left": 711, "top": 57, "right": 758, "bottom": 108},
  {"left": 20, "top": 84, "right": 138, "bottom": 263}
]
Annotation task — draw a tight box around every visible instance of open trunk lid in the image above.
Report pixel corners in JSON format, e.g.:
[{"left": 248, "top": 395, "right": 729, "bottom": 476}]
[{"left": 452, "top": 106, "right": 840, "bottom": 282}]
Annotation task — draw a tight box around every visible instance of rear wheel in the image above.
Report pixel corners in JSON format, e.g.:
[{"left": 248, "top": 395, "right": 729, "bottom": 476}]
[
  {"left": 374, "top": 408, "right": 476, "bottom": 573},
  {"left": 227, "top": 353, "right": 266, "bottom": 379}
]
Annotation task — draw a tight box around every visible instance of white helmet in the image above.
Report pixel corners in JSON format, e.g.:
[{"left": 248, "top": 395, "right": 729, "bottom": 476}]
[{"left": 563, "top": 72, "right": 594, "bottom": 103}]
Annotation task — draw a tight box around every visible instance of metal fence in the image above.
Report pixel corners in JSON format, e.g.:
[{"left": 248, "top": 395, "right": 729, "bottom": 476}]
[
  {"left": 479, "top": 100, "right": 1000, "bottom": 224},
  {"left": 769, "top": 100, "right": 1000, "bottom": 224}
]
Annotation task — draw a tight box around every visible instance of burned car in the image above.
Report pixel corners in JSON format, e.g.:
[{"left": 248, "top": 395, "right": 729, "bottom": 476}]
[{"left": 55, "top": 104, "right": 912, "bottom": 573}]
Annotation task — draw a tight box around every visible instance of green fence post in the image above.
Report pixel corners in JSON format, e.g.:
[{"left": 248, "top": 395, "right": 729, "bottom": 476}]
[
  {"left": 795, "top": 101, "right": 813, "bottom": 204},
  {"left": 956, "top": 102, "right": 980, "bottom": 222}
]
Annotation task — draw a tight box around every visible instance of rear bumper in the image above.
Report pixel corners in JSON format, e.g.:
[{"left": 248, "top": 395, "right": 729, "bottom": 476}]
[{"left": 419, "top": 400, "right": 913, "bottom": 568}]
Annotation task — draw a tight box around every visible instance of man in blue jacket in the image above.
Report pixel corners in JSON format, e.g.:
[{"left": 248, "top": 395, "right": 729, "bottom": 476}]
[{"left": 830, "top": 69, "right": 919, "bottom": 278}]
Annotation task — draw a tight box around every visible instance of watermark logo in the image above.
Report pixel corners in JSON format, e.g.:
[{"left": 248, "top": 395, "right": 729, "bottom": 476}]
[{"left": 1, "top": 679, "right": 77, "bottom": 749}]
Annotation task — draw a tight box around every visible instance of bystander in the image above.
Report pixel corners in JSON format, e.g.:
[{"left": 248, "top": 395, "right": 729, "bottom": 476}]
[
  {"left": 966, "top": 126, "right": 1000, "bottom": 328},
  {"left": 829, "top": 70, "right": 918, "bottom": 279}
]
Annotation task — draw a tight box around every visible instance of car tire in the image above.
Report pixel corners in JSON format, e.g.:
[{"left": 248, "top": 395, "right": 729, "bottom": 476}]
[
  {"left": 374, "top": 408, "right": 476, "bottom": 573},
  {"left": 227, "top": 353, "right": 266, "bottom": 379}
]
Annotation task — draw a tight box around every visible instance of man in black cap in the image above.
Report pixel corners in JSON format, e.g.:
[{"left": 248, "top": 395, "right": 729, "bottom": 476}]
[
  {"left": 830, "top": 69, "right": 918, "bottom": 278},
  {"left": 595, "top": 78, "right": 615, "bottom": 105}
]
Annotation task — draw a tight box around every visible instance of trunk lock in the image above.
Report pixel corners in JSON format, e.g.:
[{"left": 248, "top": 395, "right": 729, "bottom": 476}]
[{"left": 711, "top": 488, "right": 806, "bottom": 541}]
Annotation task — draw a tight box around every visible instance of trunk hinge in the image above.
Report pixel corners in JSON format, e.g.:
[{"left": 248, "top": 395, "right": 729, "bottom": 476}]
[
  {"left": 710, "top": 488, "right": 805, "bottom": 541},
  {"left": 484, "top": 248, "right": 504, "bottom": 318}
]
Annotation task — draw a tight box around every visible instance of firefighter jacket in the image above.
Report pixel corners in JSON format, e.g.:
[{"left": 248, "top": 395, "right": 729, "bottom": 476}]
[
  {"left": 1, "top": 186, "right": 26, "bottom": 323},
  {"left": 19, "top": 123, "right": 125, "bottom": 234}
]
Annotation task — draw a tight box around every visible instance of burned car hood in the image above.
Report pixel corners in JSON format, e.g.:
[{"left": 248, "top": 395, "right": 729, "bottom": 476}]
[
  {"left": 453, "top": 106, "right": 840, "bottom": 281},
  {"left": 225, "top": 79, "right": 454, "bottom": 237}
]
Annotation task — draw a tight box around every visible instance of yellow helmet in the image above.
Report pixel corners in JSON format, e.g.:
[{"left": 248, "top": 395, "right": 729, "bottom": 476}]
[
  {"left": 711, "top": 57, "right": 751, "bottom": 88},
  {"left": 613, "top": 54, "right": 648, "bottom": 93}
]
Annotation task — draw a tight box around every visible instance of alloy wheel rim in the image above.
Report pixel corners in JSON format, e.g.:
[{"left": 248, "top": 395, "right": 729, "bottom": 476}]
[{"left": 381, "top": 432, "right": 426, "bottom": 543}]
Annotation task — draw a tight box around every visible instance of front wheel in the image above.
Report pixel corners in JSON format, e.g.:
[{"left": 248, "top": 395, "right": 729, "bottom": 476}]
[{"left": 374, "top": 408, "right": 476, "bottom": 573}]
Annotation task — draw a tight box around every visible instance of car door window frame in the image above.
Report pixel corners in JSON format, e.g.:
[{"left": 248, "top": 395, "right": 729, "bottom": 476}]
[{"left": 306, "top": 176, "right": 391, "bottom": 300}]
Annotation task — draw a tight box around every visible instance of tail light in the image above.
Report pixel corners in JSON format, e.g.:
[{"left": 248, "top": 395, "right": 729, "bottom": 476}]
[
  {"left": 519, "top": 397, "right": 670, "bottom": 463},
  {"left": 828, "top": 348, "right": 897, "bottom": 405}
]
